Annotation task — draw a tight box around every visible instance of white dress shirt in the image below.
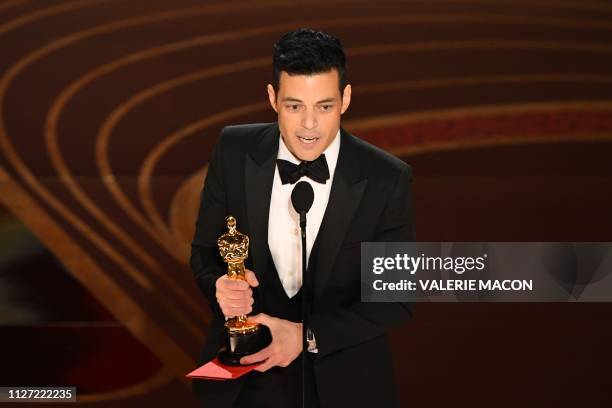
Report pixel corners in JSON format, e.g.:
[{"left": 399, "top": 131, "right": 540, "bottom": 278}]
[{"left": 267, "top": 129, "right": 341, "bottom": 298}]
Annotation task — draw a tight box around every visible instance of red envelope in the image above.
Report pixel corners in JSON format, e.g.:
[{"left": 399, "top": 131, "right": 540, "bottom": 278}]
[{"left": 186, "top": 357, "right": 261, "bottom": 380}]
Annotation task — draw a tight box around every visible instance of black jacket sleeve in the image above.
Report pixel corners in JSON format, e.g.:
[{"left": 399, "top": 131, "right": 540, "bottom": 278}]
[
  {"left": 308, "top": 165, "right": 415, "bottom": 359},
  {"left": 190, "top": 128, "right": 229, "bottom": 324}
]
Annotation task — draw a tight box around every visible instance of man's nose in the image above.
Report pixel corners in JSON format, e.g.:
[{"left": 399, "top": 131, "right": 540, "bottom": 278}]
[{"left": 301, "top": 110, "right": 317, "bottom": 129}]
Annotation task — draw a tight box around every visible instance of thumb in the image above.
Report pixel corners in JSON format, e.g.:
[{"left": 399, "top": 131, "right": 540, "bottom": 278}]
[
  {"left": 244, "top": 269, "right": 259, "bottom": 287},
  {"left": 247, "top": 313, "right": 273, "bottom": 327}
]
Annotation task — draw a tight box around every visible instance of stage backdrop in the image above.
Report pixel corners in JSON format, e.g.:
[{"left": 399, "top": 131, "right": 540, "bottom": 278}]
[{"left": 1, "top": 0, "right": 611, "bottom": 406}]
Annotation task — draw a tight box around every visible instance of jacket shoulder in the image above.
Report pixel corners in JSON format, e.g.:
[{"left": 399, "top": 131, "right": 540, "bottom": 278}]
[
  {"left": 219, "top": 122, "right": 275, "bottom": 144},
  {"left": 347, "top": 132, "right": 412, "bottom": 179}
]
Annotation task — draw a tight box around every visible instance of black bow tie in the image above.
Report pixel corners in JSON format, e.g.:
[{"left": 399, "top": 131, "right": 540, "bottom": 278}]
[{"left": 276, "top": 155, "right": 330, "bottom": 185}]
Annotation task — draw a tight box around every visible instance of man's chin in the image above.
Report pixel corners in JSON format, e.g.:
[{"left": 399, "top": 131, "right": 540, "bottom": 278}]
[
  {"left": 295, "top": 151, "right": 321, "bottom": 162},
  {"left": 295, "top": 143, "right": 325, "bottom": 160}
]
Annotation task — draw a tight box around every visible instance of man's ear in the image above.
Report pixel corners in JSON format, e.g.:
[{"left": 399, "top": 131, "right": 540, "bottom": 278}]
[
  {"left": 340, "top": 84, "right": 352, "bottom": 114},
  {"left": 267, "top": 84, "right": 278, "bottom": 113}
]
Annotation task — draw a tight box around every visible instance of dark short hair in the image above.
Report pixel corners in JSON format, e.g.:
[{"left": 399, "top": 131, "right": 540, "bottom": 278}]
[{"left": 272, "top": 28, "right": 347, "bottom": 95}]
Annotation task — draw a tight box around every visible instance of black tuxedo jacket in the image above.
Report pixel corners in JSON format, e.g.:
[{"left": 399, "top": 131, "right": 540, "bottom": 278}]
[{"left": 190, "top": 122, "right": 415, "bottom": 408}]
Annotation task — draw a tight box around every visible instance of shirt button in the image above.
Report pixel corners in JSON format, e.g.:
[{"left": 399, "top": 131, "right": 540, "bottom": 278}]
[{"left": 294, "top": 228, "right": 299, "bottom": 235}]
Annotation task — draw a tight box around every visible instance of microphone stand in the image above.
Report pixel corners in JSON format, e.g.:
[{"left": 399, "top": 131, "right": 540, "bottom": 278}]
[
  {"left": 291, "top": 180, "right": 314, "bottom": 408},
  {"left": 298, "top": 209, "right": 307, "bottom": 408}
]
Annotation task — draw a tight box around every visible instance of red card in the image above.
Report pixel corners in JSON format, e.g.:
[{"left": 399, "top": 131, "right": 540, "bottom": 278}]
[{"left": 186, "top": 357, "right": 261, "bottom": 380}]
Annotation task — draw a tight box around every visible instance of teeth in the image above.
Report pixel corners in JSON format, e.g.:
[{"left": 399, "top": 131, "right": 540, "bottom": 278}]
[{"left": 298, "top": 136, "right": 317, "bottom": 144}]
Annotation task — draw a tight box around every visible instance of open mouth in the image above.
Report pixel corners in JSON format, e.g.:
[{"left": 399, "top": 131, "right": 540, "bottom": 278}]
[{"left": 297, "top": 135, "right": 320, "bottom": 145}]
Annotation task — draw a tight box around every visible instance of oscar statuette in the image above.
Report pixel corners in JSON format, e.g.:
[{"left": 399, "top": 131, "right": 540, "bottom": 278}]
[{"left": 217, "top": 216, "right": 271, "bottom": 366}]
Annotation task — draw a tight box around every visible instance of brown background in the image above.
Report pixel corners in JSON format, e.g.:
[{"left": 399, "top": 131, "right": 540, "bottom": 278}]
[{"left": 1, "top": 0, "right": 611, "bottom": 406}]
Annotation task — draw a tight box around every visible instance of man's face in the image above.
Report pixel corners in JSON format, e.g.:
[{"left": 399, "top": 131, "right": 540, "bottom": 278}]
[{"left": 267, "top": 70, "right": 351, "bottom": 162}]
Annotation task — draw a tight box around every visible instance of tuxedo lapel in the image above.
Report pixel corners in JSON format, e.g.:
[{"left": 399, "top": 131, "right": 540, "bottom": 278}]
[
  {"left": 245, "top": 123, "right": 279, "bottom": 278},
  {"left": 310, "top": 127, "right": 367, "bottom": 301},
  {"left": 245, "top": 124, "right": 367, "bottom": 302}
]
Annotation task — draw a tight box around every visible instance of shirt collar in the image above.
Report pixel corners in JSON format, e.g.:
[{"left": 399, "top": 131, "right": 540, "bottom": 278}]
[{"left": 277, "top": 128, "right": 341, "bottom": 176}]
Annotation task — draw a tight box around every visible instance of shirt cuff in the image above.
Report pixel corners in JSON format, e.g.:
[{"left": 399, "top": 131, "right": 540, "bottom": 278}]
[{"left": 306, "top": 326, "right": 319, "bottom": 353}]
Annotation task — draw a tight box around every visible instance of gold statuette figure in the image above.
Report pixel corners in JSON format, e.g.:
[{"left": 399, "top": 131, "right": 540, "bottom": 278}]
[
  {"left": 217, "top": 216, "right": 270, "bottom": 365},
  {"left": 217, "top": 216, "right": 258, "bottom": 334}
]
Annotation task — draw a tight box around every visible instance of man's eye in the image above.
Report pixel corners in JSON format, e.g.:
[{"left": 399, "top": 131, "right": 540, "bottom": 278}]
[
  {"left": 287, "top": 104, "right": 300, "bottom": 111},
  {"left": 320, "top": 105, "right": 333, "bottom": 111}
]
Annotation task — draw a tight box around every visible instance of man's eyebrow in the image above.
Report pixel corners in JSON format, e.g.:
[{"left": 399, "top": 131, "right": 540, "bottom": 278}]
[
  {"left": 281, "top": 97, "right": 337, "bottom": 103},
  {"left": 281, "top": 97, "right": 303, "bottom": 103}
]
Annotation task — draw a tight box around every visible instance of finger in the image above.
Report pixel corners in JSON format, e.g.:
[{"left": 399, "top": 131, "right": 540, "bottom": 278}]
[
  {"left": 254, "top": 359, "right": 276, "bottom": 372},
  {"left": 217, "top": 276, "right": 249, "bottom": 292},
  {"left": 220, "top": 289, "right": 253, "bottom": 301},
  {"left": 223, "top": 297, "right": 253, "bottom": 308},
  {"left": 218, "top": 298, "right": 249, "bottom": 310},
  {"left": 231, "top": 306, "right": 252, "bottom": 315},
  {"left": 221, "top": 305, "right": 252, "bottom": 317},
  {"left": 244, "top": 269, "right": 259, "bottom": 287},
  {"left": 247, "top": 313, "right": 273, "bottom": 327},
  {"left": 218, "top": 296, "right": 253, "bottom": 309},
  {"left": 221, "top": 278, "right": 249, "bottom": 290},
  {"left": 240, "top": 345, "right": 272, "bottom": 365}
]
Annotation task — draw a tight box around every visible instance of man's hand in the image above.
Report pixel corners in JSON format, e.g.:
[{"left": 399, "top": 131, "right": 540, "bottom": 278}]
[
  {"left": 240, "top": 313, "right": 302, "bottom": 372},
  {"left": 215, "top": 269, "right": 258, "bottom": 318}
]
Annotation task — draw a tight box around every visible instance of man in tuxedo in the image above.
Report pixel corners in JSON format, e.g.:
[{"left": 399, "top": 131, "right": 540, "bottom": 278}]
[{"left": 190, "top": 28, "right": 415, "bottom": 408}]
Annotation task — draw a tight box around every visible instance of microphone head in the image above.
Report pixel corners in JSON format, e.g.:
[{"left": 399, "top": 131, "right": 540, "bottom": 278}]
[{"left": 291, "top": 181, "right": 314, "bottom": 214}]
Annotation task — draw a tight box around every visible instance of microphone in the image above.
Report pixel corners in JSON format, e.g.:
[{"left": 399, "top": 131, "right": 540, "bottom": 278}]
[
  {"left": 291, "top": 181, "right": 314, "bottom": 230},
  {"left": 290, "top": 181, "right": 314, "bottom": 408}
]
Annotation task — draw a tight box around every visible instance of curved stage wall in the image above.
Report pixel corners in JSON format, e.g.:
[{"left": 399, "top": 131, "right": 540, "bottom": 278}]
[{"left": 0, "top": 0, "right": 611, "bottom": 406}]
